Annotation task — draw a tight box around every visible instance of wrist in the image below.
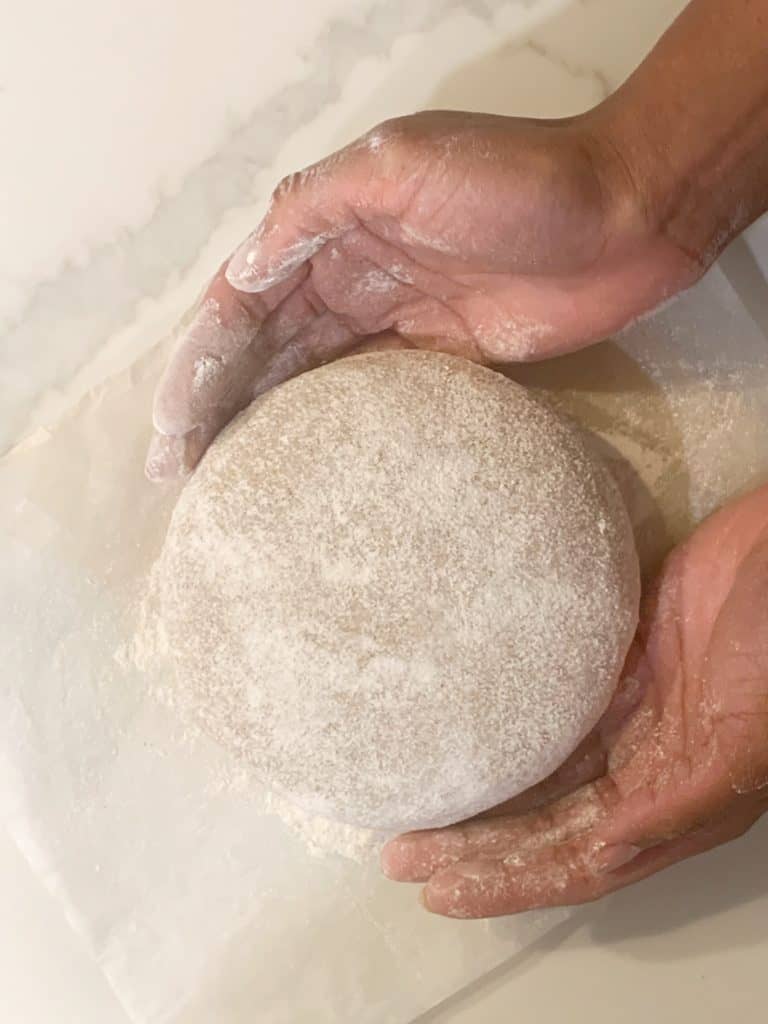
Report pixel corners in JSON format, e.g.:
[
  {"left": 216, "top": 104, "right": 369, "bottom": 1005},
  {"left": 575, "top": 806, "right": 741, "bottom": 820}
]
[
  {"left": 590, "top": 97, "right": 724, "bottom": 272},
  {"left": 561, "top": 102, "right": 712, "bottom": 321},
  {"left": 582, "top": 0, "right": 768, "bottom": 275},
  {"left": 576, "top": 106, "right": 660, "bottom": 252}
]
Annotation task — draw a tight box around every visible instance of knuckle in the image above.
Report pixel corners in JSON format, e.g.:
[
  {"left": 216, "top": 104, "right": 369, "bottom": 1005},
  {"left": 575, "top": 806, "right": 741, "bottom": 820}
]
[
  {"left": 591, "top": 774, "right": 623, "bottom": 814},
  {"left": 364, "top": 116, "right": 414, "bottom": 154},
  {"left": 274, "top": 170, "right": 302, "bottom": 199},
  {"left": 372, "top": 116, "right": 404, "bottom": 138}
]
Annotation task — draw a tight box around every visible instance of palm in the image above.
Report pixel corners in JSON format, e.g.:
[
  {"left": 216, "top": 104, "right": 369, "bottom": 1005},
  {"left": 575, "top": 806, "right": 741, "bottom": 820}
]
[
  {"left": 266, "top": 114, "right": 679, "bottom": 362},
  {"left": 148, "top": 112, "right": 697, "bottom": 479},
  {"left": 381, "top": 486, "right": 768, "bottom": 918},
  {"left": 603, "top": 490, "right": 768, "bottom": 844}
]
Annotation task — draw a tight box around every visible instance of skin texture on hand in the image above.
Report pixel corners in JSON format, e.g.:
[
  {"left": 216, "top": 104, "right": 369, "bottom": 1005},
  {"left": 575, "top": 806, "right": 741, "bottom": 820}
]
[
  {"left": 381, "top": 485, "right": 768, "bottom": 918},
  {"left": 146, "top": 0, "right": 768, "bottom": 479},
  {"left": 142, "top": 0, "right": 768, "bottom": 916},
  {"left": 146, "top": 110, "right": 696, "bottom": 479}
]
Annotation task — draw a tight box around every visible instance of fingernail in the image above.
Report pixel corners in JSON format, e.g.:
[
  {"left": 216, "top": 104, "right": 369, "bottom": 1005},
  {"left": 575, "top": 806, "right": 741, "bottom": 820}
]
[
  {"left": 144, "top": 433, "right": 189, "bottom": 482},
  {"left": 381, "top": 831, "right": 466, "bottom": 881},
  {"left": 593, "top": 842, "right": 642, "bottom": 874},
  {"left": 380, "top": 843, "right": 401, "bottom": 880},
  {"left": 226, "top": 231, "right": 330, "bottom": 293},
  {"left": 225, "top": 232, "right": 264, "bottom": 290},
  {"left": 423, "top": 862, "right": 502, "bottom": 919}
]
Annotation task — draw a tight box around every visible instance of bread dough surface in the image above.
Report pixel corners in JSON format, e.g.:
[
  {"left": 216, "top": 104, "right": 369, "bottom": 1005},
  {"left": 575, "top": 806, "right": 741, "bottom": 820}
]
[{"left": 160, "top": 352, "right": 639, "bottom": 830}]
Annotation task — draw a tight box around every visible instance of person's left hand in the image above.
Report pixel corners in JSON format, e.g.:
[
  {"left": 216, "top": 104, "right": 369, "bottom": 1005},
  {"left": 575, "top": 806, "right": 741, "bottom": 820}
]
[
  {"left": 381, "top": 485, "right": 768, "bottom": 918},
  {"left": 144, "top": 109, "right": 696, "bottom": 480}
]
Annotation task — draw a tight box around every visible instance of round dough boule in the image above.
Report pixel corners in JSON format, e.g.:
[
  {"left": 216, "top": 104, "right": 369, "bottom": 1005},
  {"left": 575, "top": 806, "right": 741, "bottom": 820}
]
[{"left": 160, "top": 352, "right": 639, "bottom": 831}]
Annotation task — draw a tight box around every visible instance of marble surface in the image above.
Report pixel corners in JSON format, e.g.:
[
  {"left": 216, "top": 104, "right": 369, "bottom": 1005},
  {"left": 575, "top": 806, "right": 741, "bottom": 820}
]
[
  {"left": 1, "top": 0, "right": 767, "bottom": 1021},
  {"left": 0, "top": 0, "right": 692, "bottom": 452}
]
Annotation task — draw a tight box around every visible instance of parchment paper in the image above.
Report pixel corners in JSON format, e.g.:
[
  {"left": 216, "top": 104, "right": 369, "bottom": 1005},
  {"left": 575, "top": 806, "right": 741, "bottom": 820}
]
[{"left": 1, "top": 264, "right": 767, "bottom": 1024}]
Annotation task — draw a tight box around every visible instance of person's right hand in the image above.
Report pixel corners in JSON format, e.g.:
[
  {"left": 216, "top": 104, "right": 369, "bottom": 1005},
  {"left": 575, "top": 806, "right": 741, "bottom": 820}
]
[
  {"left": 381, "top": 484, "right": 768, "bottom": 917},
  {"left": 146, "top": 109, "right": 702, "bottom": 480}
]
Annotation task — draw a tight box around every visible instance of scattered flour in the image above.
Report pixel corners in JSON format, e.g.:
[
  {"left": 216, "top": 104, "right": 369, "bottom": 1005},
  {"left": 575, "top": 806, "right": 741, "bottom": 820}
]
[
  {"left": 123, "top": 576, "right": 380, "bottom": 863},
  {"left": 192, "top": 354, "right": 223, "bottom": 392},
  {"left": 260, "top": 789, "right": 383, "bottom": 862}
]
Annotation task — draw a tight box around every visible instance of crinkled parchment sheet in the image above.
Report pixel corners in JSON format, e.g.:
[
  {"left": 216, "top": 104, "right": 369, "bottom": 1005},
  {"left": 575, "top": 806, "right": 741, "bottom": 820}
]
[{"left": 2, "top": 266, "right": 768, "bottom": 1024}]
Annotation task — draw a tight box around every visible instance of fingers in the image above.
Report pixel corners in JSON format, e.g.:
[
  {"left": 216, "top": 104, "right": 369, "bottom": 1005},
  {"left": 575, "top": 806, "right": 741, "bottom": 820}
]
[
  {"left": 249, "top": 309, "right": 357, "bottom": 399},
  {"left": 148, "top": 221, "right": 418, "bottom": 480},
  {"left": 479, "top": 670, "right": 647, "bottom": 822},
  {"left": 422, "top": 832, "right": 603, "bottom": 918},
  {"left": 382, "top": 777, "right": 619, "bottom": 883},
  {"left": 422, "top": 808, "right": 759, "bottom": 918},
  {"left": 705, "top": 532, "right": 768, "bottom": 795},
  {"left": 146, "top": 262, "right": 315, "bottom": 480},
  {"left": 152, "top": 263, "right": 306, "bottom": 436},
  {"left": 151, "top": 297, "right": 254, "bottom": 440},
  {"left": 381, "top": 670, "right": 648, "bottom": 883},
  {"left": 475, "top": 731, "right": 609, "bottom": 822},
  {"left": 226, "top": 128, "right": 414, "bottom": 294},
  {"left": 145, "top": 422, "right": 220, "bottom": 482},
  {"left": 387, "top": 758, "right": 759, "bottom": 918}
]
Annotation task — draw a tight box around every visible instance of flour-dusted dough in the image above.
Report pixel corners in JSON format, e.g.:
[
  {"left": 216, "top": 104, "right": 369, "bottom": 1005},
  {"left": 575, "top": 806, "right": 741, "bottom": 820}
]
[{"left": 160, "top": 352, "right": 639, "bottom": 831}]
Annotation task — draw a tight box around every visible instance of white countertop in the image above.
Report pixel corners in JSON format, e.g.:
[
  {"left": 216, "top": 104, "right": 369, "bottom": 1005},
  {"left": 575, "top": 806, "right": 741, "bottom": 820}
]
[{"left": 1, "top": 1, "right": 766, "bottom": 1021}]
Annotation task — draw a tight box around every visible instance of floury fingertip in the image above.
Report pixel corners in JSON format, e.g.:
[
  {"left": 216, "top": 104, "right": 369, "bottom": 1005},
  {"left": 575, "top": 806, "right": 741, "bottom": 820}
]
[
  {"left": 225, "top": 233, "right": 264, "bottom": 291},
  {"left": 144, "top": 432, "right": 189, "bottom": 482},
  {"left": 226, "top": 231, "right": 332, "bottom": 293}
]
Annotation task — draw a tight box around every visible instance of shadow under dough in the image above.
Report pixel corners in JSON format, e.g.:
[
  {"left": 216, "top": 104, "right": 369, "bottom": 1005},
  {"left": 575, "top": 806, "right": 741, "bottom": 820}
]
[{"left": 587, "top": 815, "right": 768, "bottom": 954}]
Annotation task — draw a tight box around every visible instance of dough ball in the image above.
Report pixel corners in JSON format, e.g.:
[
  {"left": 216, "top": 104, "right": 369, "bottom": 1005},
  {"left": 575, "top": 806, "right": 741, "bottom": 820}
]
[{"left": 160, "top": 352, "right": 639, "bottom": 831}]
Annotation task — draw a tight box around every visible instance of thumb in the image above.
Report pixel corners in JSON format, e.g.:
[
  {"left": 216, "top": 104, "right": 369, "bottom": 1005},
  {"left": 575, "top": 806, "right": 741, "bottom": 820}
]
[{"left": 226, "top": 123, "right": 414, "bottom": 294}]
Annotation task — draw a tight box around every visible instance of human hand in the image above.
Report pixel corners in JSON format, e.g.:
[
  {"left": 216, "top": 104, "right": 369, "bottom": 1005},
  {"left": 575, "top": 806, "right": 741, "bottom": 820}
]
[
  {"left": 146, "top": 109, "right": 699, "bottom": 479},
  {"left": 381, "top": 485, "right": 768, "bottom": 918}
]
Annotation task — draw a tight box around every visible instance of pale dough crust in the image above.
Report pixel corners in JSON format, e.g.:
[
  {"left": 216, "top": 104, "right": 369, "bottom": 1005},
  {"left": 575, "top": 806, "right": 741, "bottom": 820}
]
[{"left": 160, "top": 352, "right": 639, "bottom": 831}]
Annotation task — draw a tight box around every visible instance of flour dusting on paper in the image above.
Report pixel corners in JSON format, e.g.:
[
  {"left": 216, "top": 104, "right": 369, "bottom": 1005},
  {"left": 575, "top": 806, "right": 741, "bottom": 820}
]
[{"left": 120, "top": 565, "right": 382, "bottom": 863}]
